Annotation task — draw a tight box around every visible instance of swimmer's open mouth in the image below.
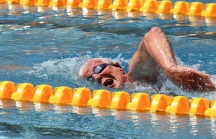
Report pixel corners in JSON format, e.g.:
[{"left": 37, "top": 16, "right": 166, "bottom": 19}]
[{"left": 103, "top": 79, "right": 114, "bottom": 87}]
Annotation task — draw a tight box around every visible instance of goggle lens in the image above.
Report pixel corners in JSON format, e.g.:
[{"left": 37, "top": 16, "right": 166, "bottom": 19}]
[{"left": 87, "top": 64, "right": 113, "bottom": 80}]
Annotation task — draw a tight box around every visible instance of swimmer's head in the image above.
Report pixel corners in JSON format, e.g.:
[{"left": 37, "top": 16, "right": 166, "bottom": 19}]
[{"left": 79, "top": 58, "right": 128, "bottom": 88}]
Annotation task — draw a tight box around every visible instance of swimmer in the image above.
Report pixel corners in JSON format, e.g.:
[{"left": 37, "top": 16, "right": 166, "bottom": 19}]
[{"left": 79, "top": 27, "right": 216, "bottom": 92}]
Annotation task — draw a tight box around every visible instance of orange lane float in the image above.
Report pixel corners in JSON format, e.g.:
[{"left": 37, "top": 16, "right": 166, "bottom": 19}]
[
  {"left": 33, "top": 84, "right": 53, "bottom": 103},
  {"left": 170, "top": 1, "right": 189, "bottom": 14},
  {"left": 88, "top": 89, "right": 112, "bottom": 108},
  {"left": 20, "top": 0, "right": 37, "bottom": 6},
  {"left": 126, "top": 93, "right": 150, "bottom": 111},
  {"left": 35, "top": 0, "right": 51, "bottom": 6},
  {"left": 7, "top": 0, "right": 20, "bottom": 4},
  {"left": 108, "top": 0, "right": 128, "bottom": 10},
  {"left": 78, "top": 0, "right": 97, "bottom": 9},
  {"left": 190, "top": 98, "right": 209, "bottom": 116},
  {"left": 94, "top": 0, "right": 111, "bottom": 9},
  {"left": 166, "top": 96, "right": 189, "bottom": 115},
  {"left": 201, "top": 3, "right": 216, "bottom": 17},
  {"left": 126, "top": 0, "right": 143, "bottom": 11},
  {"left": 0, "top": 81, "right": 216, "bottom": 118},
  {"left": 188, "top": 2, "right": 204, "bottom": 16},
  {"left": 111, "top": 91, "right": 130, "bottom": 110},
  {"left": 0, "top": 81, "right": 16, "bottom": 99},
  {"left": 1, "top": 0, "right": 216, "bottom": 18},
  {"left": 205, "top": 100, "right": 216, "bottom": 117},
  {"left": 11, "top": 83, "right": 35, "bottom": 101},
  {"left": 0, "top": 0, "right": 5, "bottom": 4},
  {"left": 150, "top": 94, "right": 171, "bottom": 113},
  {"left": 157, "top": 0, "right": 173, "bottom": 14},
  {"left": 71, "top": 88, "right": 92, "bottom": 107},
  {"left": 139, "top": 0, "right": 159, "bottom": 13},
  {"left": 49, "top": 0, "right": 67, "bottom": 7},
  {"left": 49, "top": 86, "right": 73, "bottom": 105},
  {"left": 67, "top": 0, "right": 82, "bottom": 8}
]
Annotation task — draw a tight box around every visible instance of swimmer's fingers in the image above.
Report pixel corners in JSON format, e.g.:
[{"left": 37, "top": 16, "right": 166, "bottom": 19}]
[{"left": 191, "top": 70, "right": 216, "bottom": 91}]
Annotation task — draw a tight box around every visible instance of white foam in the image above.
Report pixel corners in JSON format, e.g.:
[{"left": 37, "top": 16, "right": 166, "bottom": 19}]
[{"left": 27, "top": 56, "right": 89, "bottom": 82}]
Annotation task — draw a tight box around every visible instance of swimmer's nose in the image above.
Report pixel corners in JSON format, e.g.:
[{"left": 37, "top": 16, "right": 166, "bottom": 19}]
[{"left": 92, "top": 74, "right": 102, "bottom": 83}]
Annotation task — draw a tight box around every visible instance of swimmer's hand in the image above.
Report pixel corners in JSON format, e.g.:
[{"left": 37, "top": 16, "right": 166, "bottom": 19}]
[{"left": 165, "top": 66, "right": 216, "bottom": 92}]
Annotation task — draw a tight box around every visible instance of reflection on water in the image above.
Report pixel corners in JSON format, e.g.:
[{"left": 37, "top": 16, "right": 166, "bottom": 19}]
[
  {"left": 34, "top": 102, "right": 53, "bottom": 111},
  {"left": 158, "top": 13, "right": 173, "bottom": 20},
  {"left": 205, "top": 17, "right": 216, "bottom": 26},
  {"left": 129, "top": 112, "right": 149, "bottom": 128},
  {"left": 150, "top": 113, "right": 158, "bottom": 128},
  {"left": 0, "top": 99, "right": 215, "bottom": 138},
  {"left": 127, "top": 11, "right": 142, "bottom": 18},
  {"left": 15, "top": 101, "right": 35, "bottom": 111},
  {"left": 111, "top": 110, "right": 132, "bottom": 120},
  {"left": 111, "top": 11, "right": 127, "bottom": 19},
  {"left": 169, "top": 115, "right": 178, "bottom": 136},
  {"left": 91, "top": 108, "right": 112, "bottom": 117},
  {"left": 142, "top": 12, "right": 158, "bottom": 20},
  {"left": 67, "top": 8, "right": 82, "bottom": 16},
  {"left": 37, "top": 6, "right": 50, "bottom": 13},
  {"left": 0, "top": 99, "right": 15, "bottom": 109},
  {"left": 189, "top": 117, "right": 199, "bottom": 136},
  {"left": 211, "top": 119, "right": 216, "bottom": 138},
  {"left": 173, "top": 14, "right": 189, "bottom": 22},
  {"left": 189, "top": 116, "right": 214, "bottom": 138},
  {"left": 71, "top": 106, "right": 92, "bottom": 115},
  {"left": 54, "top": 105, "right": 73, "bottom": 113},
  {"left": 189, "top": 15, "right": 205, "bottom": 25}
]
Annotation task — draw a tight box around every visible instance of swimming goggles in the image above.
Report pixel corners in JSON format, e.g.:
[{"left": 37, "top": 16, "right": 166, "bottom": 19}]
[{"left": 87, "top": 63, "right": 114, "bottom": 80}]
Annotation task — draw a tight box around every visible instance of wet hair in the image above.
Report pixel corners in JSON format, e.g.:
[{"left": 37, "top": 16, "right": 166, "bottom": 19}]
[{"left": 79, "top": 58, "right": 114, "bottom": 77}]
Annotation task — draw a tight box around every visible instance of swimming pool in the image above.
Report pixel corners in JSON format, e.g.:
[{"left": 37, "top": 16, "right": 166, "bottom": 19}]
[{"left": 1, "top": 0, "right": 216, "bottom": 138}]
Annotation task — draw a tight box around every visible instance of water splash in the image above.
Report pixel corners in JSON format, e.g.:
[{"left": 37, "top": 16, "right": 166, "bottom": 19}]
[{"left": 26, "top": 54, "right": 216, "bottom": 99}]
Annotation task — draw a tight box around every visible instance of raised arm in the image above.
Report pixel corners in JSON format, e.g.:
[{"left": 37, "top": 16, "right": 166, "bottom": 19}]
[
  {"left": 128, "top": 27, "right": 176, "bottom": 83},
  {"left": 129, "top": 27, "right": 216, "bottom": 92}
]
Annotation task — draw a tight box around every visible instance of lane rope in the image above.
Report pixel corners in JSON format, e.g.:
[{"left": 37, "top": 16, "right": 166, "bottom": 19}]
[
  {"left": 1, "top": 0, "right": 216, "bottom": 17},
  {"left": 0, "top": 81, "right": 215, "bottom": 118}
]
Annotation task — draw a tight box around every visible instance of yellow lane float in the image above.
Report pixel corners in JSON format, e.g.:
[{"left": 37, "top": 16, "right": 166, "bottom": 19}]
[{"left": 0, "top": 81, "right": 215, "bottom": 118}]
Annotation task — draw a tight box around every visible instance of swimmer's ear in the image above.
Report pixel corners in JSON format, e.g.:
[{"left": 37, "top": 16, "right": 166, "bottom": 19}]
[{"left": 114, "top": 62, "right": 122, "bottom": 68}]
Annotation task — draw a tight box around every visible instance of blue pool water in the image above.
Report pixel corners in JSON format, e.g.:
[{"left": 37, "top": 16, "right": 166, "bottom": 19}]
[{"left": 1, "top": 1, "right": 216, "bottom": 138}]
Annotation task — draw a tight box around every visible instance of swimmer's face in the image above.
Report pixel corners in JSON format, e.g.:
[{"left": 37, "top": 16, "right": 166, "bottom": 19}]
[{"left": 81, "top": 59, "right": 127, "bottom": 88}]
